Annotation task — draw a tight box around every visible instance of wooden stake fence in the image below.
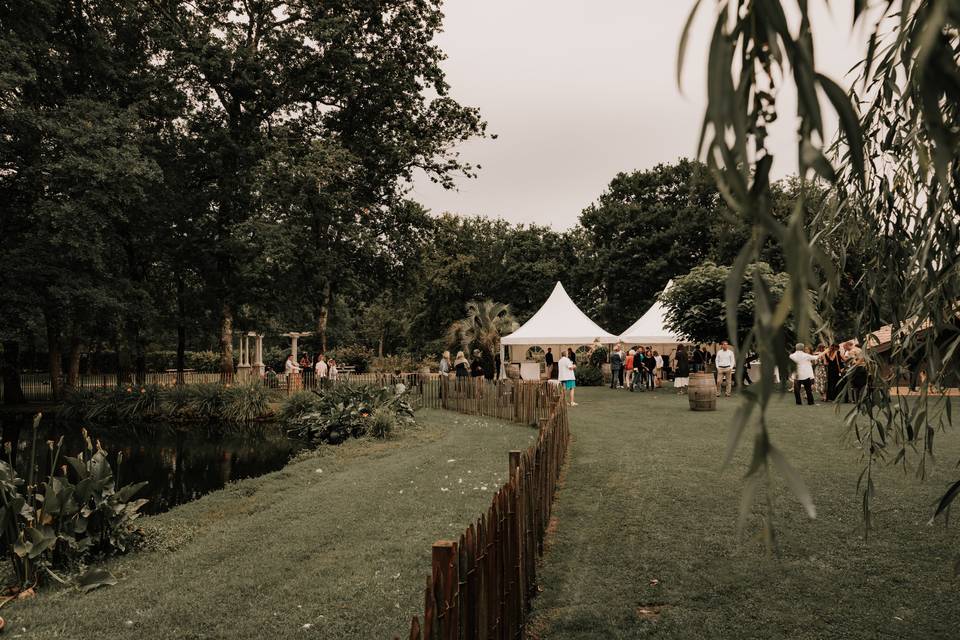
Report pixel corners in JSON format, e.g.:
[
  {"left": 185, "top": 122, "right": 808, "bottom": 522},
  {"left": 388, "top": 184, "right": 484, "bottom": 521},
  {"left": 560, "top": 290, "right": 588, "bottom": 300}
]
[{"left": 396, "top": 380, "right": 570, "bottom": 640}]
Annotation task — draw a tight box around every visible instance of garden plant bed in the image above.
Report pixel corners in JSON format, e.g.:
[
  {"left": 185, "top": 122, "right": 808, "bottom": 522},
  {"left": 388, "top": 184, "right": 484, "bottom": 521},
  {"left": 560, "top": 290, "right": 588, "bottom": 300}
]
[{"left": 3, "top": 409, "right": 535, "bottom": 639}]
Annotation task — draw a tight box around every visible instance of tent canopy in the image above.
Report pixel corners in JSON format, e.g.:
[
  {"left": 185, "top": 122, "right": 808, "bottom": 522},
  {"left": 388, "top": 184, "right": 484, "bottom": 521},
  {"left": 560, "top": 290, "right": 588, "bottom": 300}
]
[
  {"left": 619, "top": 280, "right": 685, "bottom": 344},
  {"left": 501, "top": 281, "right": 618, "bottom": 346}
]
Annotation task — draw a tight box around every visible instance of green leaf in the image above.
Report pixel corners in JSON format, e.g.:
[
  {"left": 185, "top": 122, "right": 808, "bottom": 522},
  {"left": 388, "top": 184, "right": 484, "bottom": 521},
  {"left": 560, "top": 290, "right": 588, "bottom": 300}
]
[
  {"left": 769, "top": 446, "right": 817, "bottom": 519},
  {"left": 816, "top": 73, "right": 865, "bottom": 185},
  {"left": 77, "top": 568, "right": 118, "bottom": 593},
  {"left": 677, "top": 0, "right": 704, "bottom": 91},
  {"left": 930, "top": 479, "right": 960, "bottom": 523}
]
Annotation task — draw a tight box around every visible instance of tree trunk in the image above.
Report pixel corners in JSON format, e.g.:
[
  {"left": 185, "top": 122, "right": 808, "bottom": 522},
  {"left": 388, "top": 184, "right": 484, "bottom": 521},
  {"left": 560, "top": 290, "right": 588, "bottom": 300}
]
[
  {"left": 378, "top": 329, "right": 385, "bottom": 359},
  {"left": 65, "top": 335, "right": 82, "bottom": 389},
  {"left": 116, "top": 332, "right": 132, "bottom": 387},
  {"left": 219, "top": 302, "right": 234, "bottom": 381},
  {"left": 176, "top": 274, "right": 186, "bottom": 384},
  {"left": 316, "top": 281, "right": 331, "bottom": 353},
  {"left": 46, "top": 321, "right": 63, "bottom": 400},
  {"left": 1, "top": 340, "right": 26, "bottom": 405}
]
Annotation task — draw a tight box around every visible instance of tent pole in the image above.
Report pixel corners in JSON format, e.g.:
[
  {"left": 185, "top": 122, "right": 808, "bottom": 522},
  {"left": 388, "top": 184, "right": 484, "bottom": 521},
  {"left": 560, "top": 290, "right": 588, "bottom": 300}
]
[{"left": 499, "top": 343, "right": 506, "bottom": 378}]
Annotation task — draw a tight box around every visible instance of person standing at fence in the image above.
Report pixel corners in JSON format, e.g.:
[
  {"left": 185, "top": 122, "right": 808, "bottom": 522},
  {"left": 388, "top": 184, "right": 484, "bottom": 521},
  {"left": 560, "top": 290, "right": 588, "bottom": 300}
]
[
  {"left": 314, "top": 354, "right": 328, "bottom": 388},
  {"left": 439, "top": 351, "right": 452, "bottom": 377},
  {"left": 714, "top": 341, "right": 735, "bottom": 397},
  {"left": 328, "top": 359, "right": 339, "bottom": 381},
  {"left": 284, "top": 354, "right": 300, "bottom": 377},
  {"left": 558, "top": 350, "right": 577, "bottom": 406}
]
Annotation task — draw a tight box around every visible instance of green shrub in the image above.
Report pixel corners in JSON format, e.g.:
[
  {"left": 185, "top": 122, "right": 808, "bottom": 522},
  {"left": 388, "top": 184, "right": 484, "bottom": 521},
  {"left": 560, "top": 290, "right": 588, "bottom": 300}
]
[
  {"left": 279, "top": 390, "right": 323, "bottom": 422},
  {"left": 61, "top": 382, "right": 273, "bottom": 424},
  {"left": 185, "top": 351, "right": 223, "bottom": 373},
  {"left": 589, "top": 346, "right": 609, "bottom": 367},
  {"left": 328, "top": 344, "right": 374, "bottom": 373},
  {"left": 575, "top": 364, "right": 604, "bottom": 386},
  {"left": 0, "top": 418, "right": 149, "bottom": 591},
  {"left": 285, "top": 383, "right": 415, "bottom": 445}
]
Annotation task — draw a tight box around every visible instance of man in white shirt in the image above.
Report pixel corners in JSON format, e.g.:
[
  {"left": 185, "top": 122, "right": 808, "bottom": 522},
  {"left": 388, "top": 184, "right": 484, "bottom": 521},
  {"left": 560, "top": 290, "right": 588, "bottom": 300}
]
[
  {"left": 790, "top": 343, "right": 819, "bottom": 405},
  {"left": 284, "top": 354, "right": 300, "bottom": 377},
  {"left": 557, "top": 351, "right": 578, "bottom": 406},
  {"left": 714, "top": 341, "right": 735, "bottom": 397}
]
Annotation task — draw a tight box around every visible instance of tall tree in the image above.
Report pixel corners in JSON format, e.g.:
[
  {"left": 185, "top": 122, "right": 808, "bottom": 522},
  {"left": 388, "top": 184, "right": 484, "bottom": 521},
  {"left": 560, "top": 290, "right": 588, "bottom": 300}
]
[{"left": 150, "top": 0, "right": 486, "bottom": 375}]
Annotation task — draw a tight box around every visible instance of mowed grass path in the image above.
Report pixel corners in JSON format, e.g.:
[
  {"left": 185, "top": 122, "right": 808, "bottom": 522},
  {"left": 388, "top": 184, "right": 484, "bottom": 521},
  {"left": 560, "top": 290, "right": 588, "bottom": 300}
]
[
  {"left": 7, "top": 409, "right": 536, "bottom": 639},
  {"left": 528, "top": 386, "right": 960, "bottom": 640}
]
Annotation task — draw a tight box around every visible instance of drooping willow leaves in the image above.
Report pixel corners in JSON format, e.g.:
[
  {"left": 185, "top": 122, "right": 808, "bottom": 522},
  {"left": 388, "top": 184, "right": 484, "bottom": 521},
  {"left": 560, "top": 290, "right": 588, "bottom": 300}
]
[{"left": 680, "top": 0, "right": 960, "bottom": 554}]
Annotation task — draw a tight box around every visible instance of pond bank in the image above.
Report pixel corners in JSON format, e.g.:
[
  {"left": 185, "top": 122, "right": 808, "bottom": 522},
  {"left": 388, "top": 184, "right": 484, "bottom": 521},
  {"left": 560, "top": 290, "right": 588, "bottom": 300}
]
[{"left": 5, "top": 408, "right": 536, "bottom": 639}]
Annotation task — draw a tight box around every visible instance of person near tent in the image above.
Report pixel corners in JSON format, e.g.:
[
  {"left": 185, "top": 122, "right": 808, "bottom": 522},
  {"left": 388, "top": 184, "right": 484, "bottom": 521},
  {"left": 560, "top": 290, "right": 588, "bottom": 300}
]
[
  {"left": 625, "top": 349, "right": 635, "bottom": 390},
  {"left": 715, "top": 341, "right": 735, "bottom": 397},
  {"left": 545, "top": 347, "right": 555, "bottom": 379},
  {"left": 610, "top": 344, "right": 623, "bottom": 389},
  {"left": 558, "top": 349, "right": 577, "bottom": 406},
  {"left": 662, "top": 351, "right": 671, "bottom": 381},
  {"left": 692, "top": 346, "right": 704, "bottom": 373},
  {"left": 653, "top": 350, "right": 663, "bottom": 388},
  {"left": 674, "top": 345, "right": 690, "bottom": 394},
  {"left": 643, "top": 347, "right": 656, "bottom": 390}
]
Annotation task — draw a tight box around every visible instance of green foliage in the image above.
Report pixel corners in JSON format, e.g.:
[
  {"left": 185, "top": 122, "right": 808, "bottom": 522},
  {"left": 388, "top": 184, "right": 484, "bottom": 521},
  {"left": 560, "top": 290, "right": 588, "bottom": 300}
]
[
  {"left": 329, "top": 344, "right": 375, "bottom": 374},
  {"left": 446, "top": 300, "right": 517, "bottom": 375},
  {"left": 60, "top": 383, "right": 275, "bottom": 424},
  {"left": 661, "top": 262, "right": 790, "bottom": 346},
  {"left": 279, "top": 391, "right": 324, "bottom": 423},
  {"left": 682, "top": 0, "right": 960, "bottom": 549},
  {"left": 0, "top": 420, "right": 148, "bottom": 590},
  {"left": 589, "top": 346, "right": 609, "bottom": 368},
  {"left": 284, "top": 384, "right": 415, "bottom": 445},
  {"left": 574, "top": 364, "right": 603, "bottom": 387}
]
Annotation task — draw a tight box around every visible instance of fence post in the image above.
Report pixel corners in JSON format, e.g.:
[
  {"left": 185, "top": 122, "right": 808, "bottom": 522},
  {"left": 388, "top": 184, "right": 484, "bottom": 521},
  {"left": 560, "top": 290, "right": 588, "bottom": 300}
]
[{"left": 432, "top": 540, "right": 458, "bottom": 640}]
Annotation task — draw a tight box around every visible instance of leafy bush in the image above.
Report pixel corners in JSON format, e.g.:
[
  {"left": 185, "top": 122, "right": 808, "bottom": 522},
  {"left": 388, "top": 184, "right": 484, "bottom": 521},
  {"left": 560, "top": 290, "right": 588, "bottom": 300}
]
[
  {"left": 185, "top": 350, "right": 224, "bottom": 373},
  {"left": 371, "top": 353, "right": 420, "bottom": 373},
  {"left": 0, "top": 418, "right": 148, "bottom": 591},
  {"left": 589, "top": 346, "right": 609, "bottom": 367},
  {"left": 278, "top": 390, "right": 323, "bottom": 422},
  {"left": 285, "top": 383, "right": 415, "bottom": 445},
  {"left": 61, "top": 383, "right": 274, "bottom": 424},
  {"left": 575, "top": 364, "right": 604, "bottom": 386},
  {"left": 328, "top": 344, "right": 374, "bottom": 373}
]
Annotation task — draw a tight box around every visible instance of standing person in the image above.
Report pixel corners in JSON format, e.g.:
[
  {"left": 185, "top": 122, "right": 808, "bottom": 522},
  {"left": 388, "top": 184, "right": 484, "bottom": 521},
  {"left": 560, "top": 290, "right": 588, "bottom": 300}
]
[
  {"left": 813, "top": 344, "right": 827, "bottom": 401},
  {"left": 315, "top": 354, "right": 328, "bottom": 389},
  {"left": 714, "top": 341, "right": 735, "bottom": 397},
  {"left": 470, "top": 350, "right": 485, "bottom": 378},
  {"left": 692, "top": 345, "right": 704, "bottom": 373},
  {"left": 610, "top": 345, "right": 623, "bottom": 390},
  {"left": 653, "top": 350, "right": 663, "bottom": 388},
  {"left": 327, "top": 359, "right": 339, "bottom": 381},
  {"left": 632, "top": 349, "right": 644, "bottom": 391},
  {"left": 742, "top": 351, "right": 756, "bottom": 386},
  {"left": 439, "top": 351, "right": 452, "bottom": 377},
  {"left": 644, "top": 347, "right": 656, "bottom": 390},
  {"left": 674, "top": 345, "right": 690, "bottom": 394},
  {"left": 454, "top": 350, "right": 469, "bottom": 394},
  {"left": 625, "top": 349, "right": 635, "bottom": 391},
  {"left": 558, "top": 349, "right": 578, "bottom": 406},
  {"left": 824, "top": 344, "right": 844, "bottom": 401},
  {"left": 494, "top": 350, "right": 502, "bottom": 380},
  {"left": 568, "top": 347, "right": 577, "bottom": 365},
  {"left": 790, "top": 343, "right": 819, "bottom": 405},
  {"left": 662, "top": 350, "right": 671, "bottom": 381},
  {"left": 284, "top": 354, "right": 300, "bottom": 377},
  {"left": 545, "top": 347, "right": 556, "bottom": 379}
]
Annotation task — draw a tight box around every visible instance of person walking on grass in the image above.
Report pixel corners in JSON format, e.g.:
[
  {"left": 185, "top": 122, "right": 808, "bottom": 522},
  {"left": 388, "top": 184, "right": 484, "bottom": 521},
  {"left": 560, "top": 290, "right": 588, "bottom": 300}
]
[
  {"left": 625, "top": 349, "right": 635, "bottom": 391},
  {"left": 558, "top": 349, "right": 577, "bottom": 406},
  {"left": 715, "top": 341, "right": 735, "bottom": 397},
  {"left": 790, "top": 343, "right": 819, "bottom": 405}
]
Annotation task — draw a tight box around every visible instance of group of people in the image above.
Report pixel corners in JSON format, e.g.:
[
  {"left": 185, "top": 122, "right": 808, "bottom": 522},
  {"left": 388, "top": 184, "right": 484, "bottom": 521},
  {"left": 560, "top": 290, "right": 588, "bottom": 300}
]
[
  {"left": 608, "top": 345, "right": 669, "bottom": 392},
  {"left": 284, "top": 353, "right": 340, "bottom": 381},
  {"left": 790, "top": 341, "right": 867, "bottom": 405},
  {"left": 438, "top": 349, "right": 502, "bottom": 380}
]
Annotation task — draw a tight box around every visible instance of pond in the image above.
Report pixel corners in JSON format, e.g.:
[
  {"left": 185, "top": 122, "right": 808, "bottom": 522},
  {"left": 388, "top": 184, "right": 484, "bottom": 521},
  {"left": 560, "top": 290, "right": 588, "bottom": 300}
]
[{"left": 2, "top": 418, "right": 306, "bottom": 515}]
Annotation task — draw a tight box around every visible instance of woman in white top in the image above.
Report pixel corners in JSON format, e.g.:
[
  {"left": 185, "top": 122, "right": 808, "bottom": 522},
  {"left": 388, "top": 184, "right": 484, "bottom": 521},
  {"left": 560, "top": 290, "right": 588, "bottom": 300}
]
[
  {"left": 653, "top": 351, "right": 664, "bottom": 388},
  {"left": 328, "top": 359, "right": 339, "bottom": 381},
  {"left": 557, "top": 351, "right": 577, "bottom": 407}
]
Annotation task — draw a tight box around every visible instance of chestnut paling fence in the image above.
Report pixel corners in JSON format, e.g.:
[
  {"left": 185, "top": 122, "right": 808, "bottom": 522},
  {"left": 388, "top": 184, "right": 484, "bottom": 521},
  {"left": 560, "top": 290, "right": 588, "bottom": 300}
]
[{"left": 396, "top": 379, "right": 570, "bottom": 640}]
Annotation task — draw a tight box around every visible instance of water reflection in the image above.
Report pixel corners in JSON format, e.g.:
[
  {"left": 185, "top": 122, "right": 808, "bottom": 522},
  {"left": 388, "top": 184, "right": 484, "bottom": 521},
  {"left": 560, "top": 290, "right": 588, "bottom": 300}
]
[{"left": 8, "top": 421, "right": 305, "bottom": 515}]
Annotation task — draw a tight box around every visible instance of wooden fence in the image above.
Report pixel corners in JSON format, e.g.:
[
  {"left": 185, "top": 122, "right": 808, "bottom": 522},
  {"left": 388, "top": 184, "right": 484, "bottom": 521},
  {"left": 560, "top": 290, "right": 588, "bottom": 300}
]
[{"left": 395, "top": 379, "right": 570, "bottom": 640}]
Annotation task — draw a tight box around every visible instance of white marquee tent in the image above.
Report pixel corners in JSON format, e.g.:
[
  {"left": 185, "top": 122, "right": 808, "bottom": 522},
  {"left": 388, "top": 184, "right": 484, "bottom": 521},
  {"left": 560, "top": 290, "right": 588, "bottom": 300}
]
[
  {"left": 500, "top": 281, "right": 618, "bottom": 378},
  {"left": 619, "top": 280, "right": 685, "bottom": 345}
]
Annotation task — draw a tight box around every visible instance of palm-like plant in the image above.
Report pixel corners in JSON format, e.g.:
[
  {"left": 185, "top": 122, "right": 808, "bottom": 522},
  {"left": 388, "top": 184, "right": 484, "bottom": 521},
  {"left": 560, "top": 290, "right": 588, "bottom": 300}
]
[{"left": 446, "top": 300, "right": 517, "bottom": 361}]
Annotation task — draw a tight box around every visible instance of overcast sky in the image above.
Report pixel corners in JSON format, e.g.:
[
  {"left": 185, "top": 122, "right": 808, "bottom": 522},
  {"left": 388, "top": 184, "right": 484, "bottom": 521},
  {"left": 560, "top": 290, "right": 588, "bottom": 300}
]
[{"left": 409, "top": 1, "right": 869, "bottom": 229}]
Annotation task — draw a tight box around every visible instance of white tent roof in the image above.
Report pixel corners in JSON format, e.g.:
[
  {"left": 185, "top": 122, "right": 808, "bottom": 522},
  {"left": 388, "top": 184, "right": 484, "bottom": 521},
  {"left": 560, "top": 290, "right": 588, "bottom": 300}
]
[
  {"left": 501, "top": 282, "right": 618, "bottom": 345},
  {"left": 619, "top": 280, "right": 685, "bottom": 344}
]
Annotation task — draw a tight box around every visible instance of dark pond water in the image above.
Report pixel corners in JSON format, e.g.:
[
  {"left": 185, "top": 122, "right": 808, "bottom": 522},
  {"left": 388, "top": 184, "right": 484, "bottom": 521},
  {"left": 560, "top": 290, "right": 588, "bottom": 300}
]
[{"left": 2, "top": 418, "right": 306, "bottom": 515}]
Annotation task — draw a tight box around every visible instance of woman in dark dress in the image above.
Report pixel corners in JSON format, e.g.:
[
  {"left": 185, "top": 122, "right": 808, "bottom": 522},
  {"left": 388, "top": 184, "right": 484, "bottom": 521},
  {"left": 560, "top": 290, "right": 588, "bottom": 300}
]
[
  {"left": 674, "top": 345, "right": 690, "bottom": 394},
  {"left": 824, "top": 344, "right": 844, "bottom": 401}
]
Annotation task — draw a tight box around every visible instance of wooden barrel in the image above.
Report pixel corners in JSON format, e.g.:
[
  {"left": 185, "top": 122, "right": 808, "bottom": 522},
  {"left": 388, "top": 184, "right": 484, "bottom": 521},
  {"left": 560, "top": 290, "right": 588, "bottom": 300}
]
[{"left": 688, "top": 373, "right": 716, "bottom": 411}]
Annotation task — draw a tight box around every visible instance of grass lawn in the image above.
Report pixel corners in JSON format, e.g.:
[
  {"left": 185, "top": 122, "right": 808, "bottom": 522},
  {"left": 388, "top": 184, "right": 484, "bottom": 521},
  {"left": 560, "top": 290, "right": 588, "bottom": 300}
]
[
  {"left": 4, "top": 409, "right": 536, "bottom": 639},
  {"left": 527, "top": 386, "right": 960, "bottom": 640}
]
